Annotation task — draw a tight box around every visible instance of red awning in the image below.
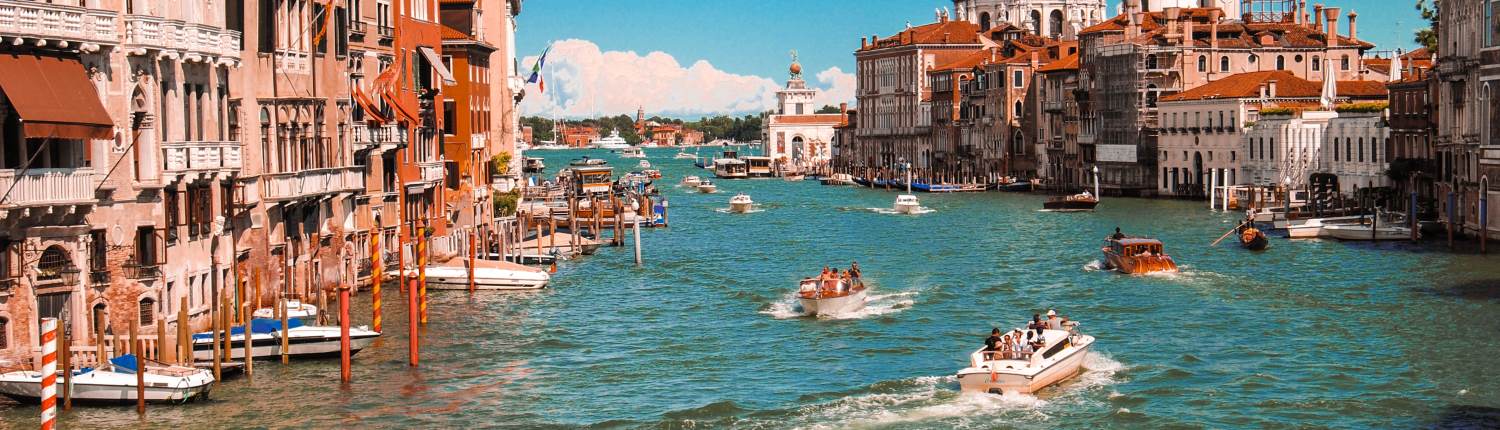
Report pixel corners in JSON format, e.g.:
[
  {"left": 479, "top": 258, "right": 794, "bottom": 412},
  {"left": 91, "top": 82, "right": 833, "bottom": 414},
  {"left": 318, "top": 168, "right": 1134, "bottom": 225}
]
[{"left": 0, "top": 53, "right": 114, "bottom": 140}]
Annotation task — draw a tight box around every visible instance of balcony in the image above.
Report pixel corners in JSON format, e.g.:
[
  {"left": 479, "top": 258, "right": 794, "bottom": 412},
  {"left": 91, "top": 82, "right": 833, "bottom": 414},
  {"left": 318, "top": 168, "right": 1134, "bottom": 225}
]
[
  {"left": 0, "top": 278, "right": 12, "bottom": 297},
  {"left": 123, "top": 263, "right": 161, "bottom": 280},
  {"left": 123, "top": 15, "right": 242, "bottom": 62},
  {"left": 350, "top": 20, "right": 367, "bottom": 36},
  {"left": 0, "top": 168, "right": 96, "bottom": 210},
  {"left": 0, "top": 1, "right": 117, "bottom": 48},
  {"left": 162, "top": 141, "right": 242, "bottom": 176},
  {"left": 352, "top": 124, "right": 404, "bottom": 152},
  {"left": 263, "top": 167, "right": 364, "bottom": 201},
  {"left": 418, "top": 161, "right": 445, "bottom": 183}
]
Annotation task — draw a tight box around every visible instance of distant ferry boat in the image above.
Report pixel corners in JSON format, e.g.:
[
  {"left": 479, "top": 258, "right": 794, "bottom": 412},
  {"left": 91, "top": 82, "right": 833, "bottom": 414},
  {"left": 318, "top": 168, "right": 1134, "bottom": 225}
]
[{"left": 592, "top": 129, "right": 631, "bottom": 149}]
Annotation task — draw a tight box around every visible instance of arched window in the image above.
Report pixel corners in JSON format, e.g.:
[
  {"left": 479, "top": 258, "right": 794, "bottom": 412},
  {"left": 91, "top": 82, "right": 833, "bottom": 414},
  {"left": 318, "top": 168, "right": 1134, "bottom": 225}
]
[
  {"left": 1341, "top": 55, "right": 1350, "bottom": 70},
  {"left": 36, "top": 246, "right": 75, "bottom": 284},
  {"left": 1014, "top": 101, "right": 1023, "bottom": 117},
  {"left": 1220, "top": 56, "right": 1230, "bottom": 72},
  {"left": 1312, "top": 56, "right": 1321, "bottom": 71},
  {"left": 1145, "top": 54, "right": 1159, "bottom": 70},
  {"left": 1334, "top": 138, "right": 1340, "bottom": 160},
  {"left": 1049, "top": 9, "right": 1064, "bottom": 37},
  {"left": 1198, "top": 55, "right": 1207, "bottom": 73},
  {"left": 139, "top": 298, "right": 156, "bottom": 326},
  {"left": 1146, "top": 84, "right": 1159, "bottom": 107},
  {"left": 1358, "top": 137, "right": 1364, "bottom": 162},
  {"left": 979, "top": 12, "right": 992, "bottom": 31},
  {"left": 0, "top": 316, "right": 7, "bottom": 349},
  {"left": 1030, "top": 10, "right": 1042, "bottom": 35},
  {"left": 1276, "top": 55, "right": 1285, "bottom": 70},
  {"left": 93, "top": 303, "right": 111, "bottom": 335},
  {"left": 1346, "top": 139, "right": 1352, "bottom": 162}
]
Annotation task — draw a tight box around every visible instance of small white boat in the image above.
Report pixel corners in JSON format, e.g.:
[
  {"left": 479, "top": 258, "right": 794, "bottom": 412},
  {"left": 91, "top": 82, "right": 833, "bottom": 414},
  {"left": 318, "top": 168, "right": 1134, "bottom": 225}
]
[
  {"left": 820, "top": 173, "right": 857, "bottom": 186},
  {"left": 252, "top": 299, "right": 318, "bottom": 323},
  {"left": 698, "top": 180, "right": 718, "bottom": 193},
  {"left": 1285, "top": 215, "right": 1364, "bottom": 239},
  {"left": 621, "top": 147, "right": 646, "bottom": 159},
  {"left": 592, "top": 129, "right": 631, "bottom": 150},
  {"left": 674, "top": 151, "right": 697, "bottom": 160},
  {"left": 408, "top": 264, "right": 550, "bottom": 291},
  {"left": 637, "top": 159, "right": 652, "bottom": 169},
  {"left": 956, "top": 324, "right": 1095, "bottom": 395},
  {"left": 796, "top": 277, "right": 867, "bottom": 317},
  {"left": 729, "top": 193, "right": 754, "bottom": 213},
  {"left": 894, "top": 194, "right": 922, "bottom": 214},
  {"left": 192, "top": 318, "right": 380, "bottom": 361},
  {"left": 783, "top": 172, "right": 805, "bottom": 181},
  {"left": 681, "top": 175, "right": 702, "bottom": 187},
  {"left": 1321, "top": 217, "right": 1416, "bottom": 241},
  {"left": 0, "top": 355, "right": 214, "bottom": 404}
]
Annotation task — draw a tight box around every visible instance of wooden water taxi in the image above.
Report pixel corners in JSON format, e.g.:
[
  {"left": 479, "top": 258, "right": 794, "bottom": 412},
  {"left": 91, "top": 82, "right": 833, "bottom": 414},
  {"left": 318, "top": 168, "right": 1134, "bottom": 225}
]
[
  {"left": 796, "top": 277, "right": 867, "bottom": 317},
  {"left": 1101, "top": 237, "right": 1178, "bottom": 274}
]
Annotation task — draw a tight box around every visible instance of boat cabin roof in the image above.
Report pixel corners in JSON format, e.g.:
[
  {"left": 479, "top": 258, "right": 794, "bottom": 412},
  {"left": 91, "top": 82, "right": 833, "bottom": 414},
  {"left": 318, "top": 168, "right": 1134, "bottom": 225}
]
[
  {"left": 1112, "top": 238, "right": 1162, "bottom": 246},
  {"left": 569, "top": 166, "right": 613, "bottom": 175}
]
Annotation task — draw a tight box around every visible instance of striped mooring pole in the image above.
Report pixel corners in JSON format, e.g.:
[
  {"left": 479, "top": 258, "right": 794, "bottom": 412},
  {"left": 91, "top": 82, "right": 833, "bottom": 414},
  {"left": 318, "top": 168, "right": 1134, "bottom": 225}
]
[{"left": 39, "top": 317, "right": 58, "bottom": 430}]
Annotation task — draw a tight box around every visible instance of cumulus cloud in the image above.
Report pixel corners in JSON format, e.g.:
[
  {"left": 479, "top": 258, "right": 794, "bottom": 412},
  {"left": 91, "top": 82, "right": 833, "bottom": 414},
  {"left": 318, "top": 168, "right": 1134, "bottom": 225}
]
[{"left": 519, "top": 39, "right": 855, "bottom": 118}]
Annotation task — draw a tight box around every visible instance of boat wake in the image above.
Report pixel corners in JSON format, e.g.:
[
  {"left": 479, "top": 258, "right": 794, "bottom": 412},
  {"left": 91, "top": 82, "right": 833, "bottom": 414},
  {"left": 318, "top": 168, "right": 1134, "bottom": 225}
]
[
  {"left": 745, "top": 352, "right": 1126, "bottom": 429},
  {"left": 867, "top": 207, "right": 937, "bottom": 215},
  {"left": 712, "top": 208, "right": 766, "bottom": 214},
  {"left": 760, "top": 290, "right": 918, "bottom": 320},
  {"left": 1081, "top": 260, "right": 1106, "bottom": 272}
]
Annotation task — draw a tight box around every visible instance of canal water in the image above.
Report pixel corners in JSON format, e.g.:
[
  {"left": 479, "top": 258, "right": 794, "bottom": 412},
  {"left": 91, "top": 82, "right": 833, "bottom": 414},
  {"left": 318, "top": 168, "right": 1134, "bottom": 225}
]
[{"left": 4, "top": 147, "right": 1500, "bottom": 429}]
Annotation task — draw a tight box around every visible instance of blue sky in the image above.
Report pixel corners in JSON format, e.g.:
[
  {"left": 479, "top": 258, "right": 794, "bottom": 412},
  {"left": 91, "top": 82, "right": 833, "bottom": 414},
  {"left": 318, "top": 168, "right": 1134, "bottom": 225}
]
[{"left": 514, "top": 0, "right": 1423, "bottom": 118}]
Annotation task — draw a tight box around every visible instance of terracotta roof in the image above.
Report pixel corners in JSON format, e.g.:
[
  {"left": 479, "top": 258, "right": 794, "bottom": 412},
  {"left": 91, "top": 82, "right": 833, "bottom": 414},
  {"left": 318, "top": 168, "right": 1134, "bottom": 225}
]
[
  {"left": 932, "top": 48, "right": 993, "bottom": 71},
  {"left": 1037, "top": 53, "right": 1079, "bottom": 73},
  {"left": 439, "top": 24, "right": 471, "bottom": 41},
  {"left": 771, "top": 114, "right": 842, "bottom": 125},
  {"left": 1160, "top": 70, "right": 1388, "bottom": 102},
  {"left": 865, "top": 20, "right": 982, "bottom": 51},
  {"left": 1081, "top": 9, "right": 1374, "bottom": 50}
]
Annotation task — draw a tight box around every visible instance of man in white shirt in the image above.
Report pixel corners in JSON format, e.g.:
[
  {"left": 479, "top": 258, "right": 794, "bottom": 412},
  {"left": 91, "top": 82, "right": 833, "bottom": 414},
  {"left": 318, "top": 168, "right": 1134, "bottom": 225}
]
[{"left": 1045, "top": 309, "right": 1063, "bottom": 330}]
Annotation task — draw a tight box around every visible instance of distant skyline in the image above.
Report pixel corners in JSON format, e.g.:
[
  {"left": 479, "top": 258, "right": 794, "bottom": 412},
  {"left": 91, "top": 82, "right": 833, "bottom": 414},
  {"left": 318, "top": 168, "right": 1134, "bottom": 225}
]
[{"left": 514, "top": 0, "right": 1423, "bottom": 119}]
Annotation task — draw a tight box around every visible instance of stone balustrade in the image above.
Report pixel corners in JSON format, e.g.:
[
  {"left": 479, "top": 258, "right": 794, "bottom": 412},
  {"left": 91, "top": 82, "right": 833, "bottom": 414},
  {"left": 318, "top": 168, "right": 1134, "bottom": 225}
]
[
  {"left": 263, "top": 167, "right": 365, "bottom": 201},
  {"left": 163, "top": 141, "right": 242, "bottom": 173},
  {"left": 0, "top": 168, "right": 97, "bottom": 209},
  {"left": 0, "top": 1, "right": 117, "bottom": 47},
  {"left": 124, "top": 14, "right": 242, "bottom": 62}
]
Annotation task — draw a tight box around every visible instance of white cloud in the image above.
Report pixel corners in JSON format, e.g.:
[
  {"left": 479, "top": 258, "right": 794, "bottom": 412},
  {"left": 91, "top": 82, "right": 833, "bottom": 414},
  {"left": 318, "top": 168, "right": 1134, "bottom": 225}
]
[{"left": 518, "top": 39, "right": 855, "bottom": 118}]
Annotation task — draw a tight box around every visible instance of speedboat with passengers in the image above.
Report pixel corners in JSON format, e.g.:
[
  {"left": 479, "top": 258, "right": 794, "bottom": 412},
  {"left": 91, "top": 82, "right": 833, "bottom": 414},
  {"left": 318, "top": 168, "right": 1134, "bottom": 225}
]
[{"left": 956, "top": 318, "right": 1094, "bottom": 395}]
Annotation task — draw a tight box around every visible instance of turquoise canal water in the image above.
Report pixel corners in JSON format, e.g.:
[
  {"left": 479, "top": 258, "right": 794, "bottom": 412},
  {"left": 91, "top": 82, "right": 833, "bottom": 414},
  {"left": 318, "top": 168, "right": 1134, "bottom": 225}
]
[{"left": 5, "top": 147, "right": 1500, "bottom": 429}]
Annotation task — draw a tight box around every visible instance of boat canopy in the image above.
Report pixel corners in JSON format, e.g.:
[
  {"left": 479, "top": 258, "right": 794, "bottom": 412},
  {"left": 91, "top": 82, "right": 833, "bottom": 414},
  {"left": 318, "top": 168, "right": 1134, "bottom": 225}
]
[
  {"left": 192, "top": 318, "right": 305, "bottom": 341},
  {"left": 110, "top": 354, "right": 141, "bottom": 373}
]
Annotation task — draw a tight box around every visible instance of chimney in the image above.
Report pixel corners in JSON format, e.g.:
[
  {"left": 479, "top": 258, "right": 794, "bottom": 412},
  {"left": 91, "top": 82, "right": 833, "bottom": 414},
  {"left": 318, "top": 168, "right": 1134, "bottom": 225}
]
[
  {"left": 1030, "top": 50, "right": 1040, "bottom": 70},
  {"left": 1183, "top": 13, "right": 1195, "bottom": 48},
  {"left": 1299, "top": 1, "right": 1309, "bottom": 25},
  {"left": 1347, "top": 11, "right": 1357, "bottom": 41},
  {"left": 1268, "top": 79, "right": 1278, "bottom": 98},
  {"left": 1314, "top": 4, "right": 1324, "bottom": 32},
  {"left": 1259, "top": 83, "right": 1268, "bottom": 99},
  {"left": 861, "top": 37, "right": 868, "bottom": 50},
  {"left": 840, "top": 103, "right": 848, "bottom": 123},
  {"left": 1210, "top": 9, "right": 1221, "bottom": 49},
  {"left": 1165, "top": 7, "right": 1181, "bottom": 38},
  {"left": 991, "top": 48, "right": 999, "bottom": 63},
  {"left": 1324, "top": 7, "right": 1340, "bottom": 48}
]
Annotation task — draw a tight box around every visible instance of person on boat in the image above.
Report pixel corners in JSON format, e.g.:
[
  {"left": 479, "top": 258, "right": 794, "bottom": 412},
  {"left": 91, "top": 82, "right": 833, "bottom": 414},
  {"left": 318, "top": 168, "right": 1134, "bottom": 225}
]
[
  {"left": 1045, "top": 310, "right": 1063, "bottom": 330},
  {"left": 984, "top": 328, "right": 1003, "bottom": 360},
  {"left": 828, "top": 268, "right": 842, "bottom": 293},
  {"left": 1027, "top": 314, "right": 1046, "bottom": 340},
  {"left": 849, "top": 261, "right": 862, "bottom": 279},
  {"left": 1111, "top": 227, "right": 1126, "bottom": 240}
]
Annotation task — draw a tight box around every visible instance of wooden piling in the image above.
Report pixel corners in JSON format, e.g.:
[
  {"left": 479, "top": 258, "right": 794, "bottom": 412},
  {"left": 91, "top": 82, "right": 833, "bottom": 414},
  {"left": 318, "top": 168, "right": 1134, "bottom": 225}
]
[
  {"left": 280, "top": 297, "right": 290, "bottom": 364},
  {"left": 317, "top": 282, "right": 329, "bottom": 326},
  {"left": 633, "top": 212, "right": 643, "bottom": 266},
  {"left": 254, "top": 269, "right": 262, "bottom": 315},
  {"left": 156, "top": 318, "right": 166, "bottom": 366},
  {"left": 242, "top": 303, "right": 253, "bottom": 378},
  {"left": 93, "top": 311, "right": 105, "bottom": 371},
  {"left": 177, "top": 297, "right": 189, "bottom": 364},
  {"left": 39, "top": 318, "right": 57, "bottom": 429},
  {"left": 59, "top": 320, "right": 69, "bottom": 411},
  {"left": 408, "top": 275, "right": 420, "bottom": 367},
  {"left": 418, "top": 222, "right": 428, "bottom": 325},
  {"left": 371, "top": 228, "right": 383, "bottom": 333},
  {"left": 339, "top": 280, "right": 351, "bottom": 383},
  {"left": 468, "top": 230, "right": 477, "bottom": 293},
  {"left": 212, "top": 290, "right": 222, "bottom": 380},
  {"left": 130, "top": 317, "right": 144, "bottom": 416}
]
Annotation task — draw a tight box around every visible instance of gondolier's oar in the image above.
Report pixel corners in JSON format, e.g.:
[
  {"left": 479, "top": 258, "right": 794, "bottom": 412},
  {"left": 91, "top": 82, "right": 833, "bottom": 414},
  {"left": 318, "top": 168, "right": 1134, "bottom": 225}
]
[{"left": 1211, "top": 221, "right": 1251, "bottom": 246}]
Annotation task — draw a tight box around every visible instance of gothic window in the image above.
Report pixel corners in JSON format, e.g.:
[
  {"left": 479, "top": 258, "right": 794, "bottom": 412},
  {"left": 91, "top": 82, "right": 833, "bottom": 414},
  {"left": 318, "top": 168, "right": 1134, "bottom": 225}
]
[{"left": 35, "top": 246, "right": 74, "bottom": 283}]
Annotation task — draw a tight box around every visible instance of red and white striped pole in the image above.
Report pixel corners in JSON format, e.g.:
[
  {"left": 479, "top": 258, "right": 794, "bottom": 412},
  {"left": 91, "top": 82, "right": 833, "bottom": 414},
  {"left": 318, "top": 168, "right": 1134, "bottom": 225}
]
[{"left": 38, "top": 317, "right": 58, "bottom": 430}]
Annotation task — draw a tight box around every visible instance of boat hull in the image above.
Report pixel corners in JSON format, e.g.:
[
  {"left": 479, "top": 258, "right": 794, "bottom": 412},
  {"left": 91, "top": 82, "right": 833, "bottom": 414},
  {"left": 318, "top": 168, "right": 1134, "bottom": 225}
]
[
  {"left": 419, "top": 267, "right": 549, "bottom": 291},
  {"left": 0, "top": 370, "right": 214, "bottom": 404},
  {"left": 957, "top": 335, "right": 1093, "bottom": 395},
  {"left": 729, "top": 202, "right": 754, "bottom": 213},
  {"left": 797, "top": 288, "right": 867, "bottom": 316},
  {"left": 1102, "top": 250, "right": 1178, "bottom": 274},
  {"left": 193, "top": 329, "right": 379, "bottom": 361},
  {"left": 698, "top": 185, "right": 717, "bottom": 193},
  {"left": 1240, "top": 230, "right": 1269, "bottom": 250},
  {"left": 1323, "top": 225, "right": 1414, "bottom": 241},
  {"left": 894, "top": 203, "right": 922, "bottom": 214},
  {"left": 1043, "top": 199, "right": 1098, "bottom": 212}
]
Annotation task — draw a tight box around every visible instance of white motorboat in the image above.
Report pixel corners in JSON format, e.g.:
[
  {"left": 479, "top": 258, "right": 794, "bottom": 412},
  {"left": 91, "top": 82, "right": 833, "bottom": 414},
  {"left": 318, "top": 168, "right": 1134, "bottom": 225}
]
[
  {"left": 620, "top": 146, "right": 646, "bottom": 159},
  {"left": 191, "top": 318, "right": 380, "bottom": 361},
  {"left": 674, "top": 151, "right": 697, "bottom": 160},
  {"left": 729, "top": 193, "right": 754, "bottom": 213},
  {"left": 408, "top": 264, "right": 550, "bottom": 291},
  {"left": 796, "top": 277, "right": 867, "bottom": 317},
  {"left": 252, "top": 299, "right": 318, "bottom": 323},
  {"left": 1285, "top": 215, "right": 1364, "bottom": 239},
  {"left": 821, "top": 173, "right": 856, "bottom": 186},
  {"left": 894, "top": 194, "right": 922, "bottom": 214},
  {"left": 698, "top": 180, "right": 718, "bottom": 193},
  {"left": 681, "top": 175, "right": 702, "bottom": 187},
  {"left": 532, "top": 141, "right": 569, "bottom": 150},
  {"left": 957, "top": 324, "right": 1095, "bottom": 395},
  {"left": 783, "top": 173, "right": 805, "bottom": 182},
  {"left": 0, "top": 355, "right": 214, "bottom": 404},
  {"left": 592, "top": 129, "right": 631, "bottom": 149},
  {"left": 1321, "top": 216, "right": 1416, "bottom": 241},
  {"left": 637, "top": 159, "right": 652, "bottom": 169}
]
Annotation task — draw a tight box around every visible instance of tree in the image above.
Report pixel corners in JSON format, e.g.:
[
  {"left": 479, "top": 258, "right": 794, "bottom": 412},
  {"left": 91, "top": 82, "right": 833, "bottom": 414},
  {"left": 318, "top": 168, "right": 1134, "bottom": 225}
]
[
  {"left": 1415, "top": 0, "right": 1439, "bottom": 53},
  {"left": 815, "top": 105, "right": 842, "bottom": 114}
]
